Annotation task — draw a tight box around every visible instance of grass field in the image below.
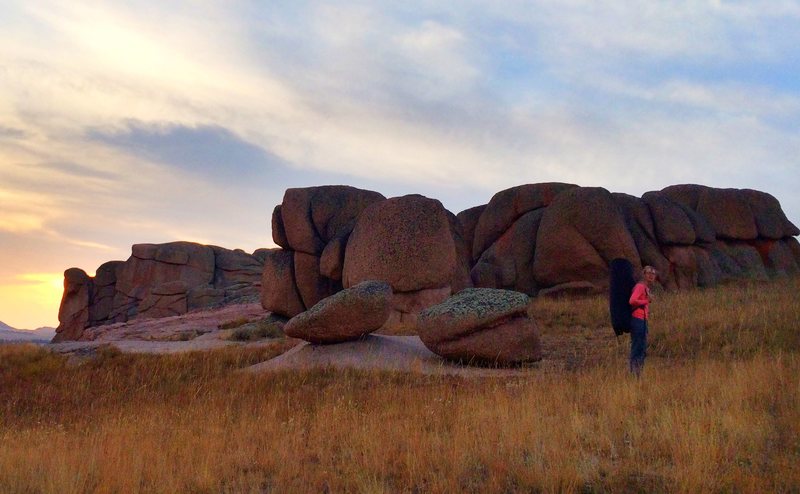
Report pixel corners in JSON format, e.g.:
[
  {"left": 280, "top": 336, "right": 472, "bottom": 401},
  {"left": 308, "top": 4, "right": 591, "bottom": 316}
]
[{"left": 1, "top": 279, "right": 799, "bottom": 493}]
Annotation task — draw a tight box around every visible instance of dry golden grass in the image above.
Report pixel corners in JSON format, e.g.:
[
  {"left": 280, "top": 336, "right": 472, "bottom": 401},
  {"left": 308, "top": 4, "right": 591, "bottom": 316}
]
[{"left": 1, "top": 279, "right": 799, "bottom": 493}]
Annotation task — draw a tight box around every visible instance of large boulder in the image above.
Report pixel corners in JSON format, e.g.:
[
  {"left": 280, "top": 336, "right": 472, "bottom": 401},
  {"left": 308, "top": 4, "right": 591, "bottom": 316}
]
[
  {"left": 111, "top": 242, "right": 215, "bottom": 321},
  {"left": 472, "top": 183, "right": 577, "bottom": 260},
  {"left": 471, "top": 208, "right": 544, "bottom": 294},
  {"left": 456, "top": 204, "right": 486, "bottom": 261},
  {"left": 283, "top": 281, "right": 392, "bottom": 343},
  {"left": 697, "top": 188, "right": 758, "bottom": 240},
  {"left": 260, "top": 249, "right": 305, "bottom": 318},
  {"left": 294, "top": 252, "right": 342, "bottom": 310},
  {"left": 534, "top": 187, "right": 639, "bottom": 289},
  {"left": 53, "top": 268, "right": 92, "bottom": 342},
  {"left": 343, "top": 195, "right": 469, "bottom": 292},
  {"left": 417, "top": 288, "right": 541, "bottom": 365},
  {"left": 613, "top": 193, "right": 672, "bottom": 288},
  {"left": 642, "top": 192, "right": 697, "bottom": 245},
  {"left": 279, "top": 186, "right": 385, "bottom": 255},
  {"left": 343, "top": 194, "right": 472, "bottom": 332},
  {"left": 88, "top": 261, "right": 123, "bottom": 326},
  {"left": 741, "top": 189, "right": 799, "bottom": 239}
]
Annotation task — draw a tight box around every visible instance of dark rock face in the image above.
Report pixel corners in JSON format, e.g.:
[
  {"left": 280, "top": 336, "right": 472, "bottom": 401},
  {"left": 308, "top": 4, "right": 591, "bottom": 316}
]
[
  {"left": 283, "top": 281, "right": 392, "bottom": 343},
  {"left": 55, "top": 242, "right": 266, "bottom": 341},
  {"left": 417, "top": 288, "right": 541, "bottom": 365}
]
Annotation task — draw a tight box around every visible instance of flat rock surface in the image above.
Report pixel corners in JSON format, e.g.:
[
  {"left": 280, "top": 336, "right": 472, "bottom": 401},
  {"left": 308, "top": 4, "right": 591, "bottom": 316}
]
[
  {"left": 77, "top": 303, "right": 268, "bottom": 342},
  {"left": 247, "top": 334, "right": 527, "bottom": 377}
]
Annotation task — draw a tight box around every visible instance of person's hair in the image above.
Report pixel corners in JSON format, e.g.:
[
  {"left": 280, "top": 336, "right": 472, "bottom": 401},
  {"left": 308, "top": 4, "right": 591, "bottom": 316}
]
[{"left": 643, "top": 265, "right": 657, "bottom": 274}]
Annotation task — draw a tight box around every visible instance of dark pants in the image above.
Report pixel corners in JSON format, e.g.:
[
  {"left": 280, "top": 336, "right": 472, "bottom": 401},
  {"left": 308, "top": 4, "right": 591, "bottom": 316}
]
[{"left": 630, "top": 317, "right": 648, "bottom": 376}]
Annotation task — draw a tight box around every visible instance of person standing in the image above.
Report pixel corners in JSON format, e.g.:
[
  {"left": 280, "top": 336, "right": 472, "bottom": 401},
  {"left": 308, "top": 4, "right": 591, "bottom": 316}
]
[{"left": 629, "top": 266, "right": 657, "bottom": 376}]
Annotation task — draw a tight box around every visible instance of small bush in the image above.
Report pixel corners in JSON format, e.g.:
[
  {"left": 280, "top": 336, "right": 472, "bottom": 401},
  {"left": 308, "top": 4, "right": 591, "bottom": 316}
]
[
  {"left": 219, "top": 317, "right": 252, "bottom": 330},
  {"left": 228, "top": 319, "right": 286, "bottom": 341}
]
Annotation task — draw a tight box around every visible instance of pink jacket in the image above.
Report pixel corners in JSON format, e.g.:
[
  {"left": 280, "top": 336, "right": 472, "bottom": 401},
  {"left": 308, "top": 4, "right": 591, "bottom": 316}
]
[{"left": 629, "top": 282, "right": 650, "bottom": 320}]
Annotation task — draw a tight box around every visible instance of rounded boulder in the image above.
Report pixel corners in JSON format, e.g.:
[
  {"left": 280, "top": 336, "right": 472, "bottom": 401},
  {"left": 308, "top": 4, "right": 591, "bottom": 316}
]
[
  {"left": 417, "top": 288, "right": 541, "bottom": 365},
  {"left": 284, "top": 281, "right": 392, "bottom": 344},
  {"left": 342, "top": 195, "right": 468, "bottom": 292}
]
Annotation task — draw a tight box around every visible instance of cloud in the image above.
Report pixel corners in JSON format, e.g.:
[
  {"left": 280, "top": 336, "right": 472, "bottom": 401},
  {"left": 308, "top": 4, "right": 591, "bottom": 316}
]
[
  {"left": 87, "top": 121, "right": 289, "bottom": 182},
  {"left": 0, "top": 126, "right": 27, "bottom": 139}
]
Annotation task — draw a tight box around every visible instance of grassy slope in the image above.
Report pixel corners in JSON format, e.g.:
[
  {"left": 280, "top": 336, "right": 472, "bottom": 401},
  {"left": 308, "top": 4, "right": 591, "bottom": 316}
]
[{"left": 1, "top": 279, "right": 799, "bottom": 493}]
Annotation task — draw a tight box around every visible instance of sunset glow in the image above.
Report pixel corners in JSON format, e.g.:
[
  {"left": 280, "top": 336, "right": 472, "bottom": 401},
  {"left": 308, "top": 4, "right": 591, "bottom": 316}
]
[{"left": 1, "top": 1, "right": 798, "bottom": 329}]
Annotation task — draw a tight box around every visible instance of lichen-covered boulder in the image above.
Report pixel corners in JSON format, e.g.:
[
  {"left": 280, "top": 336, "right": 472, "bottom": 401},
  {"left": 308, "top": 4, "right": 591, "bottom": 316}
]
[
  {"left": 417, "top": 288, "right": 541, "bottom": 365},
  {"left": 284, "top": 281, "right": 392, "bottom": 343},
  {"left": 534, "top": 187, "right": 639, "bottom": 289}
]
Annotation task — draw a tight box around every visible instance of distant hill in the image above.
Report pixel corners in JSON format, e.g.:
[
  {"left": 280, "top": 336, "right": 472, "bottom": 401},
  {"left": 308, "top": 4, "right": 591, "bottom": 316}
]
[{"left": 0, "top": 321, "right": 56, "bottom": 342}]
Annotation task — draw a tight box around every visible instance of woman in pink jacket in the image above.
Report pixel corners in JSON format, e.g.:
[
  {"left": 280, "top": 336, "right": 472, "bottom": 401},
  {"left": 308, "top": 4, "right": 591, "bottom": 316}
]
[{"left": 629, "top": 265, "right": 657, "bottom": 376}]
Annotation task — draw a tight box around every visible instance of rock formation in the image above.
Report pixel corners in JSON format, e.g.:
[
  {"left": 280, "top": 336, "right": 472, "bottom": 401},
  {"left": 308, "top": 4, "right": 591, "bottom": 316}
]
[
  {"left": 58, "top": 182, "right": 799, "bottom": 343},
  {"left": 54, "top": 242, "right": 264, "bottom": 342}
]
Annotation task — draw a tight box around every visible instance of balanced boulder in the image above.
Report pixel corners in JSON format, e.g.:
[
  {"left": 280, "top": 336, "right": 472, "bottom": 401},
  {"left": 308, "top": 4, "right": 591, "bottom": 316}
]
[
  {"left": 283, "top": 281, "right": 392, "bottom": 344},
  {"left": 417, "top": 288, "right": 541, "bottom": 365}
]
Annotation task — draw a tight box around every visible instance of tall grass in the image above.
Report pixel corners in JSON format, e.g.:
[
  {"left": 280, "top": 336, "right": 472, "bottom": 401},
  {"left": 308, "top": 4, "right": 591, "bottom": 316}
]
[{"left": 1, "top": 279, "right": 799, "bottom": 493}]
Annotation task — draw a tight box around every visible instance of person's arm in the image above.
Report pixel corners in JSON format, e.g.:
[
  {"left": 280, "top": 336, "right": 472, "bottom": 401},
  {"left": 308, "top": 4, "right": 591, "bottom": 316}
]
[{"left": 629, "top": 283, "right": 648, "bottom": 307}]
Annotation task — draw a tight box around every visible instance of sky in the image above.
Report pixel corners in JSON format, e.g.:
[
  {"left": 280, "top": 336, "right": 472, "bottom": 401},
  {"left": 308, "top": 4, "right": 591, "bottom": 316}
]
[{"left": 1, "top": 1, "right": 799, "bottom": 329}]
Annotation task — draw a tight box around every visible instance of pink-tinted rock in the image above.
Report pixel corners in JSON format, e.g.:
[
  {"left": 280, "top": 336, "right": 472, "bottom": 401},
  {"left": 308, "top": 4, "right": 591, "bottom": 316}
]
[
  {"left": 281, "top": 186, "right": 385, "bottom": 255},
  {"left": 642, "top": 192, "right": 696, "bottom": 245},
  {"left": 693, "top": 246, "right": 721, "bottom": 287},
  {"left": 417, "top": 288, "right": 540, "bottom": 365},
  {"left": 294, "top": 252, "right": 342, "bottom": 310},
  {"left": 471, "top": 208, "right": 544, "bottom": 294},
  {"left": 88, "top": 261, "right": 123, "bottom": 326},
  {"left": 472, "top": 183, "right": 577, "bottom": 260},
  {"left": 54, "top": 268, "right": 92, "bottom": 342},
  {"left": 381, "top": 287, "right": 452, "bottom": 333},
  {"left": 534, "top": 187, "right": 639, "bottom": 289},
  {"left": 662, "top": 246, "right": 698, "bottom": 290},
  {"left": 319, "top": 234, "right": 349, "bottom": 280},
  {"left": 456, "top": 204, "right": 486, "bottom": 260},
  {"left": 613, "top": 193, "right": 672, "bottom": 289},
  {"left": 210, "top": 246, "right": 263, "bottom": 288},
  {"left": 260, "top": 249, "right": 305, "bottom": 317},
  {"left": 284, "top": 281, "right": 392, "bottom": 343},
  {"left": 343, "top": 195, "right": 470, "bottom": 293},
  {"left": 753, "top": 239, "right": 800, "bottom": 277},
  {"left": 271, "top": 205, "right": 289, "bottom": 248},
  {"left": 713, "top": 241, "right": 768, "bottom": 280},
  {"left": 742, "top": 189, "right": 799, "bottom": 239},
  {"left": 697, "top": 188, "right": 758, "bottom": 240}
]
